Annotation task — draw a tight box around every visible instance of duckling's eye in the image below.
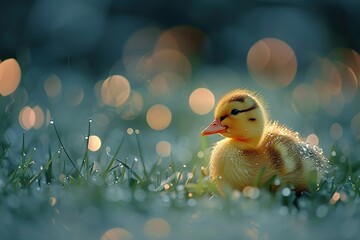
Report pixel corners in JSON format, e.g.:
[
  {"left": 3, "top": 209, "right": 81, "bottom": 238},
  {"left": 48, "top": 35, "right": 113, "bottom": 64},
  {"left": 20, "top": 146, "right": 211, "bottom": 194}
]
[{"left": 231, "top": 109, "right": 241, "bottom": 115}]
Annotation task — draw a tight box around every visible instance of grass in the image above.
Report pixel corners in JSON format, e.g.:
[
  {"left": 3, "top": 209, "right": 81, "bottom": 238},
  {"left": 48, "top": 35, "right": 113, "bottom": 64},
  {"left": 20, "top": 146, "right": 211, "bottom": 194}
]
[{"left": 0, "top": 101, "right": 360, "bottom": 240}]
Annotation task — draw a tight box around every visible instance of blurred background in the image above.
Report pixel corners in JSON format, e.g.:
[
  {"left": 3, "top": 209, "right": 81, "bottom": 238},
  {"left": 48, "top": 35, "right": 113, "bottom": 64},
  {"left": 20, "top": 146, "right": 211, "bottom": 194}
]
[{"left": 1, "top": 0, "right": 360, "bottom": 168}]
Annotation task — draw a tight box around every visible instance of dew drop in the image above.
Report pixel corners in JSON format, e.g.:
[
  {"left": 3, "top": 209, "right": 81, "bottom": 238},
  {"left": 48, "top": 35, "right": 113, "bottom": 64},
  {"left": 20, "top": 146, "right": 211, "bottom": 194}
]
[
  {"left": 106, "top": 146, "right": 111, "bottom": 154},
  {"left": 282, "top": 187, "right": 291, "bottom": 197},
  {"left": 135, "top": 129, "right": 140, "bottom": 134},
  {"left": 183, "top": 164, "right": 187, "bottom": 168},
  {"left": 331, "top": 151, "right": 336, "bottom": 157},
  {"left": 274, "top": 178, "right": 281, "bottom": 186},
  {"left": 89, "top": 119, "right": 93, "bottom": 123},
  {"left": 50, "top": 120, "right": 54, "bottom": 125},
  {"left": 127, "top": 128, "right": 134, "bottom": 135},
  {"left": 33, "top": 147, "right": 37, "bottom": 151}
]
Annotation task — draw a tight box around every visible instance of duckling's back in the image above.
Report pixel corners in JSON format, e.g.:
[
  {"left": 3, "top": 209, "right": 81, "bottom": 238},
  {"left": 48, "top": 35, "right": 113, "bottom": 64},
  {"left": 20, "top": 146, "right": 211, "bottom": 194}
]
[{"left": 264, "top": 122, "right": 329, "bottom": 191}]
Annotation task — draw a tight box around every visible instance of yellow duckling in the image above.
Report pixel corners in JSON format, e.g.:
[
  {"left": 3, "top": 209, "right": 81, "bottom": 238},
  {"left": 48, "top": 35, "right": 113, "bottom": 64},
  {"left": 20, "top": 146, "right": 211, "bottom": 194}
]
[{"left": 202, "top": 89, "right": 329, "bottom": 194}]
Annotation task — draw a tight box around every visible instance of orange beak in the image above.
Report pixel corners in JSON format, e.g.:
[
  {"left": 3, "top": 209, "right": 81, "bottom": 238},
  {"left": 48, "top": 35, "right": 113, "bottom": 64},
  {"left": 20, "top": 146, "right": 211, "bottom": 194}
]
[{"left": 201, "top": 118, "right": 228, "bottom": 136}]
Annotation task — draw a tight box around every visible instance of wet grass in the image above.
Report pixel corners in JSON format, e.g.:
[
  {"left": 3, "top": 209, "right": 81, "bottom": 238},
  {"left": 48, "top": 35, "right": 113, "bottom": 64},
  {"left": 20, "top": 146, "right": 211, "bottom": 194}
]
[{"left": 0, "top": 117, "right": 359, "bottom": 240}]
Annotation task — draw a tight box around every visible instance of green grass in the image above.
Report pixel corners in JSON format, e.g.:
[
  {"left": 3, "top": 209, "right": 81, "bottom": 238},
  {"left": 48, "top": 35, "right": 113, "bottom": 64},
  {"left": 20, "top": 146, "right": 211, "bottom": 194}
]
[{"left": 0, "top": 117, "right": 359, "bottom": 240}]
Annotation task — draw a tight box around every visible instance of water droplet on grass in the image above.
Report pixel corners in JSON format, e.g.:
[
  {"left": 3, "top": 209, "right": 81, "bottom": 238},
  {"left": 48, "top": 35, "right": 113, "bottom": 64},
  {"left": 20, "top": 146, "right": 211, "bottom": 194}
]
[
  {"left": 50, "top": 120, "right": 54, "bottom": 125},
  {"left": 282, "top": 187, "right": 291, "bottom": 197},
  {"left": 127, "top": 128, "right": 134, "bottom": 135},
  {"left": 106, "top": 146, "right": 111, "bottom": 154},
  {"left": 89, "top": 119, "right": 93, "bottom": 123}
]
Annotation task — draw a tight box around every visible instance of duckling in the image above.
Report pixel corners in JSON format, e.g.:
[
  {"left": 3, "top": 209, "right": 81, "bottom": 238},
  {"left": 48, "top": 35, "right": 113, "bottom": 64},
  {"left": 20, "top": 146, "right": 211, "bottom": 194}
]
[{"left": 201, "top": 89, "right": 329, "bottom": 194}]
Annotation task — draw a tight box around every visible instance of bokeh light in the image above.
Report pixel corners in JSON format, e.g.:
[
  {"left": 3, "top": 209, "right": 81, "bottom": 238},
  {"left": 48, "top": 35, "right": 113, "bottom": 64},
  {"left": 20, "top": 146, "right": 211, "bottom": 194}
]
[
  {"left": 0, "top": 58, "right": 21, "bottom": 96},
  {"left": 149, "top": 71, "right": 185, "bottom": 97},
  {"left": 144, "top": 218, "right": 171, "bottom": 239},
  {"left": 146, "top": 104, "right": 172, "bottom": 130},
  {"left": 351, "top": 112, "right": 360, "bottom": 139},
  {"left": 155, "top": 26, "right": 206, "bottom": 61},
  {"left": 44, "top": 74, "right": 62, "bottom": 98},
  {"left": 306, "top": 134, "right": 319, "bottom": 146},
  {"left": 189, "top": 88, "right": 215, "bottom": 115},
  {"left": 19, "top": 106, "right": 36, "bottom": 130},
  {"left": 156, "top": 141, "right": 171, "bottom": 157},
  {"left": 309, "top": 57, "right": 342, "bottom": 95},
  {"left": 328, "top": 48, "right": 360, "bottom": 85},
  {"left": 154, "top": 49, "right": 191, "bottom": 78},
  {"left": 247, "top": 38, "right": 297, "bottom": 89},
  {"left": 101, "top": 227, "right": 133, "bottom": 240},
  {"left": 123, "top": 27, "right": 162, "bottom": 80},
  {"left": 291, "top": 84, "right": 319, "bottom": 114},
  {"left": 32, "top": 105, "right": 44, "bottom": 129},
  {"left": 101, "top": 75, "right": 131, "bottom": 107},
  {"left": 335, "top": 62, "right": 358, "bottom": 103},
  {"left": 330, "top": 123, "right": 343, "bottom": 141},
  {"left": 88, "top": 135, "right": 101, "bottom": 152}
]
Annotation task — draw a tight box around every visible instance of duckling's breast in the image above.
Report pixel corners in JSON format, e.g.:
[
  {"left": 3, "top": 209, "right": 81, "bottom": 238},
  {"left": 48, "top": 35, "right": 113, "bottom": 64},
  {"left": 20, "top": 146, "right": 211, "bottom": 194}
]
[{"left": 209, "top": 138, "right": 276, "bottom": 191}]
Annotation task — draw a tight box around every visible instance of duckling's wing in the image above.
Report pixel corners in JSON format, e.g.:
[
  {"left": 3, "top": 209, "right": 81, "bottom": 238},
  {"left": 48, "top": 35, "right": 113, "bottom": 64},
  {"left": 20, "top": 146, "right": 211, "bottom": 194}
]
[{"left": 266, "top": 126, "right": 329, "bottom": 189}]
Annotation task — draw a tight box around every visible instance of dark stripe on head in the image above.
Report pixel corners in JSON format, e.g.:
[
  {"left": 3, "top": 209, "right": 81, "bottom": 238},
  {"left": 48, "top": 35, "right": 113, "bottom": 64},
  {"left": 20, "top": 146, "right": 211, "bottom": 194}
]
[
  {"left": 239, "top": 103, "right": 258, "bottom": 113},
  {"left": 229, "top": 95, "right": 247, "bottom": 102}
]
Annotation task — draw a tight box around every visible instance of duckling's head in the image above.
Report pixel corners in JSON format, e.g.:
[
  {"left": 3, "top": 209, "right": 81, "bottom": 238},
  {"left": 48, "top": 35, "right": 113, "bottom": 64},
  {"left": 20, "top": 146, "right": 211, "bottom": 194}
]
[{"left": 202, "top": 89, "right": 269, "bottom": 149}]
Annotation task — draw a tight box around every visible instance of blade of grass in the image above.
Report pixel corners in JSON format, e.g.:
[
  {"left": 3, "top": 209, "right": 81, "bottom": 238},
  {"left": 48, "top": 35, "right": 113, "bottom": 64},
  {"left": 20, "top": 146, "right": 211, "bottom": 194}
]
[
  {"left": 20, "top": 148, "right": 35, "bottom": 177},
  {"left": 149, "top": 155, "right": 162, "bottom": 177},
  {"left": 135, "top": 132, "right": 148, "bottom": 179},
  {"left": 111, "top": 156, "right": 143, "bottom": 182},
  {"left": 261, "top": 174, "right": 277, "bottom": 190},
  {"left": 24, "top": 152, "right": 56, "bottom": 188},
  {"left": 51, "top": 121, "right": 84, "bottom": 180},
  {"left": 255, "top": 166, "right": 266, "bottom": 187},
  {"left": 21, "top": 132, "right": 25, "bottom": 166},
  {"left": 184, "top": 166, "right": 196, "bottom": 187},
  {"left": 330, "top": 170, "right": 337, "bottom": 193},
  {"left": 45, "top": 146, "right": 52, "bottom": 184},
  {"left": 103, "top": 133, "right": 125, "bottom": 178},
  {"left": 79, "top": 119, "right": 92, "bottom": 178}
]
